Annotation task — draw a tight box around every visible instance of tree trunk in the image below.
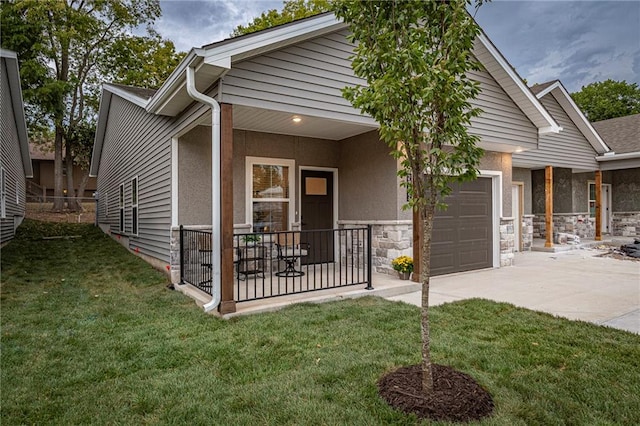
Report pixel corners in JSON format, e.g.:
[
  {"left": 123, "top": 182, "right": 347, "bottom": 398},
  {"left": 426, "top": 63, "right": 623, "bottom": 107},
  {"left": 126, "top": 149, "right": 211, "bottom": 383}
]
[
  {"left": 52, "top": 125, "right": 65, "bottom": 211},
  {"left": 65, "top": 151, "right": 81, "bottom": 212},
  {"left": 420, "top": 192, "right": 437, "bottom": 393},
  {"left": 75, "top": 169, "right": 91, "bottom": 211}
]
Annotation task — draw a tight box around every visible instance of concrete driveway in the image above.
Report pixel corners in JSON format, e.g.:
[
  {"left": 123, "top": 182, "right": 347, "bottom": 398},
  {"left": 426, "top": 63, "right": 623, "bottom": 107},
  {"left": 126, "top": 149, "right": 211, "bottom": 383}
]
[{"left": 387, "top": 249, "right": 640, "bottom": 334}]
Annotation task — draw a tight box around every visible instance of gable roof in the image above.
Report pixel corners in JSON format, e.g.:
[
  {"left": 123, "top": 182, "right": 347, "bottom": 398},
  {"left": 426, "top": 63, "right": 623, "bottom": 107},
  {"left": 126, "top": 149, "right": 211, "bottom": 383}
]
[
  {"left": 104, "top": 83, "right": 157, "bottom": 107},
  {"left": 143, "top": 12, "right": 559, "bottom": 134},
  {"left": 591, "top": 113, "right": 640, "bottom": 154},
  {"left": 0, "top": 49, "right": 33, "bottom": 178},
  {"left": 592, "top": 113, "right": 640, "bottom": 169},
  {"left": 530, "top": 80, "right": 558, "bottom": 95},
  {"left": 531, "top": 80, "right": 609, "bottom": 154}
]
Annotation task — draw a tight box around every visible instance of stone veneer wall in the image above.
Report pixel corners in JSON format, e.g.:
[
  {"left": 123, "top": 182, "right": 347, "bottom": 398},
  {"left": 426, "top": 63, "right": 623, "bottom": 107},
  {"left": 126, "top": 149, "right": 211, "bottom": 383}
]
[
  {"left": 339, "top": 220, "right": 412, "bottom": 276},
  {"left": 522, "top": 215, "right": 534, "bottom": 251},
  {"left": 500, "top": 218, "right": 515, "bottom": 266},
  {"left": 612, "top": 212, "right": 640, "bottom": 237},
  {"left": 533, "top": 213, "right": 595, "bottom": 239}
]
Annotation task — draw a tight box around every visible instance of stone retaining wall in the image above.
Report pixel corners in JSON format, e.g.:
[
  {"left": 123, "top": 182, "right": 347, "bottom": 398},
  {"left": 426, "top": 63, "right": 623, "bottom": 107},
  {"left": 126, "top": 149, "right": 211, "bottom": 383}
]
[
  {"left": 522, "top": 215, "right": 534, "bottom": 251},
  {"left": 339, "top": 221, "right": 412, "bottom": 276},
  {"left": 500, "top": 217, "right": 515, "bottom": 266},
  {"left": 533, "top": 213, "right": 595, "bottom": 239},
  {"left": 612, "top": 212, "right": 640, "bottom": 237}
]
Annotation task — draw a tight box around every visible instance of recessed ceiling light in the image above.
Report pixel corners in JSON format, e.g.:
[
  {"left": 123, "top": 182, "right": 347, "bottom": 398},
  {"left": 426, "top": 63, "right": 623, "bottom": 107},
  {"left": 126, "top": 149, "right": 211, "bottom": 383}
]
[{"left": 292, "top": 116, "right": 302, "bottom": 123}]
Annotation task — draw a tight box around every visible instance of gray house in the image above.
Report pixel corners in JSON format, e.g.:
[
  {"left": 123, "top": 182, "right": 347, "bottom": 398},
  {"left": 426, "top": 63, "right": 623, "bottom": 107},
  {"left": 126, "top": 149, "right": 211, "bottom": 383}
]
[
  {"left": 0, "top": 49, "right": 33, "bottom": 244},
  {"left": 513, "top": 81, "right": 639, "bottom": 248},
  {"left": 592, "top": 113, "right": 640, "bottom": 237},
  {"left": 512, "top": 80, "right": 610, "bottom": 248},
  {"left": 90, "top": 13, "right": 560, "bottom": 313}
]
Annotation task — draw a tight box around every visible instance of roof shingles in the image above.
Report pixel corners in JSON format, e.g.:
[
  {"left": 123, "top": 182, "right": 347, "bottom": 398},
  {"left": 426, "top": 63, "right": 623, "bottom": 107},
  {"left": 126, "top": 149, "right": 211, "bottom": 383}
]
[{"left": 591, "top": 113, "right": 640, "bottom": 154}]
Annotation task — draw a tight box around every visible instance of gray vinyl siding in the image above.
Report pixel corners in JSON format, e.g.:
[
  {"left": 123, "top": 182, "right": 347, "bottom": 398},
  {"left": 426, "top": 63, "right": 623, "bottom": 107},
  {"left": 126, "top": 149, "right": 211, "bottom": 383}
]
[
  {"left": 513, "top": 94, "right": 600, "bottom": 170},
  {"left": 223, "top": 30, "right": 538, "bottom": 149},
  {"left": 96, "top": 94, "right": 208, "bottom": 263},
  {"left": 222, "top": 29, "right": 373, "bottom": 125},
  {"left": 468, "top": 66, "right": 538, "bottom": 149},
  {"left": 0, "top": 60, "right": 26, "bottom": 244}
]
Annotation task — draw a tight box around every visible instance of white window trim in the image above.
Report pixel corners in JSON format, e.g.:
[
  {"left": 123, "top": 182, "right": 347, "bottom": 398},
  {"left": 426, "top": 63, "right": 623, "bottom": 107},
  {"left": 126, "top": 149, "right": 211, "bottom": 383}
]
[
  {"left": 118, "top": 183, "right": 124, "bottom": 233},
  {"left": 1, "top": 167, "right": 6, "bottom": 219},
  {"left": 131, "top": 176, "right": 139, "bottom": 236},
  {"left": 479, "top": 170, "right": 502, "bottom": 269},
  {"left": 245, "top": 156, "right": 296, "bottom": 231},
  {"left": 588, "top": 180, "right": 596, "bottom": 218}
]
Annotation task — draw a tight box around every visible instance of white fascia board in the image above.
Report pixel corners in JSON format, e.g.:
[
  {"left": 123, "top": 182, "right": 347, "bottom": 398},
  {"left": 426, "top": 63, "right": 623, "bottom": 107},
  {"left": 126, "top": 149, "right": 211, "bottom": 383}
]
[
  {"left": 146, "top": 49, "right": 205, "bottom": 114},
  {"left": 1, "top": 50, "right": 33, "bottom": 178},
  {"left": 203, "top": 13, "right": 345, "bottom": 67},
  {"left": 103, "top": 84, "right": 148, "bottom": 108},
  {"left": 476, "top": 33, "right": 560, "bottom": 134},
  {"left": 548, "top": 84, "right": 610, "bottom": 154},
  {"left": 89, "top": 90, "right": 112, "bottom": 177},
  {"left": 596, "top": 151, "right": 640, "bottom": 161}
]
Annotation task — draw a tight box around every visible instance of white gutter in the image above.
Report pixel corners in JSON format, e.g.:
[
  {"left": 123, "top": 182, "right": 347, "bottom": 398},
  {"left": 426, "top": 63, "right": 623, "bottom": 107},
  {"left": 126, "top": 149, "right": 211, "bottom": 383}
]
[
  {"left": 596, "top": 151, "right": 640, "bottom": 161},
  {"left": 185, "top": 65, "right": 221, "bottom": 313}
]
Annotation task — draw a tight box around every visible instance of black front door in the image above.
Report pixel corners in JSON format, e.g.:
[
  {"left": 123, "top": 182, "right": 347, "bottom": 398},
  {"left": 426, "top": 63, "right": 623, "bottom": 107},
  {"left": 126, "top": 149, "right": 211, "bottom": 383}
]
[{"left": 300, "top": 170, "right": 334, "bottom": 264}]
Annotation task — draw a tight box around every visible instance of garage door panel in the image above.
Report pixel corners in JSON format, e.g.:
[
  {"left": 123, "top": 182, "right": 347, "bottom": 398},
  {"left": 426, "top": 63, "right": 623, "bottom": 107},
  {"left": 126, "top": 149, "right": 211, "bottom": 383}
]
[{"left": 430, "top": 177, "right": 492, "bottom": 276}]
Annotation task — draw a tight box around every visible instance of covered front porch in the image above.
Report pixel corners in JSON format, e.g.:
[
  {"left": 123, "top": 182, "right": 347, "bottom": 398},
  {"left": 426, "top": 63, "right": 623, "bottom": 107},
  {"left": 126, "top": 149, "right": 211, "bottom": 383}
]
[{"left": 168, "top": 99, "right": 413, "bottom": 314}]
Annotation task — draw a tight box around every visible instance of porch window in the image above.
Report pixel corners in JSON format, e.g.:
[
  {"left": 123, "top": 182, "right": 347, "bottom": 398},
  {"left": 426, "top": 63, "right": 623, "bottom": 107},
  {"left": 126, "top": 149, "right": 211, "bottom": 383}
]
[
  {"left": 131, "top": 176, "right": 138, "bottom": 235},
  {"left": 119, "top": 183, "right": 124, "bottom": 233},
  {"left": 246, "top": 157, "right": 295, "bottom": 233},
  {"left": 1, "top": 167, "right": 6, "bottom": 219},
  {"left": 588, "top": 182, "right": 596, "bottom": 217}
]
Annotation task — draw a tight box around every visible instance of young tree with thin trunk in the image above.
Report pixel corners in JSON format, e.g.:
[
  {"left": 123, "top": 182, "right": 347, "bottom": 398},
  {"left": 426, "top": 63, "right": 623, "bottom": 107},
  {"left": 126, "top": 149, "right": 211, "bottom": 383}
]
[{"left": 334, "top": 0, "right": 485, "bottom": 393}]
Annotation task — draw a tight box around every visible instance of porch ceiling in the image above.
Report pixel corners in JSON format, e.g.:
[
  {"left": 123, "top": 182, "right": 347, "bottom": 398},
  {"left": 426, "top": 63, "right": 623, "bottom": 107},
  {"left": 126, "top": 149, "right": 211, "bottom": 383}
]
[{"left": 200, "top": 105, "right": 378, "bottom": 140}]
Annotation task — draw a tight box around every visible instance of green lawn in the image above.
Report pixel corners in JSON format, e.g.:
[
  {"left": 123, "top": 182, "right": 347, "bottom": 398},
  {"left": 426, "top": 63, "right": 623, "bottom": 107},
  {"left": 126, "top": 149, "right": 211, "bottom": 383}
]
[{"left": 2, "top": 220, "right": 639, "bottom": 425}]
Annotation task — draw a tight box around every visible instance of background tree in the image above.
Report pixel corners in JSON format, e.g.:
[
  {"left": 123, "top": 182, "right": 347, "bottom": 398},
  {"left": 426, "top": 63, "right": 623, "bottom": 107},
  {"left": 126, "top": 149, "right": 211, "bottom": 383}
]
[
  {"left": 334, "top": 0, "right": 485, "bottom": 394},
  {"left": 232, "top": 0, "right": 330, "bottom": 36},
  {"left": 571, "top": 79, "right": 640, "bottom": 122},
  {"left": 0, "top": 0, "right": 178, "bottom": 211},
  {"left": 102, "top": 33, "right": 185, "bottom": 89}
]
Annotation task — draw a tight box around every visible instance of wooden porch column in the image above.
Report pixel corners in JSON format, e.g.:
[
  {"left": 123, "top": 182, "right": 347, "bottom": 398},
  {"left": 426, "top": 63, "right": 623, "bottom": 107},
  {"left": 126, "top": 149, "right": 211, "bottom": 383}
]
[
  {"left": 545, "top": 165, "right": 554, "bottom": 248},
  {"left": 219, "top": 103, "right": 236, "bottom": 314},
  {"left": 412, "top": 209, "right": 421, "bottom": 282},
  {"left": 595, "top": 170, "right": 602, "bottom": 241}
]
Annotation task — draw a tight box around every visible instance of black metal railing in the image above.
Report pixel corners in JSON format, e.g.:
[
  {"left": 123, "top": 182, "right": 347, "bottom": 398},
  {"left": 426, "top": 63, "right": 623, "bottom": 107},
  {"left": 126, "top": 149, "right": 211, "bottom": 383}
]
[
  {"left": 179, "top": 226, "right": 213, "bottom": 295},
  {"left": 179, "top": 225, "right": 373, "bottom": 301}
]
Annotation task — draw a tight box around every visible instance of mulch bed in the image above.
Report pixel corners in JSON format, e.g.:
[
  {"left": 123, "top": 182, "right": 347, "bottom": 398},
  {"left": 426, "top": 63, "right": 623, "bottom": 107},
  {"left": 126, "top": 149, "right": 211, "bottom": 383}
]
[{"left": 378, "top": 364, "right": 494, "bottom": 423}]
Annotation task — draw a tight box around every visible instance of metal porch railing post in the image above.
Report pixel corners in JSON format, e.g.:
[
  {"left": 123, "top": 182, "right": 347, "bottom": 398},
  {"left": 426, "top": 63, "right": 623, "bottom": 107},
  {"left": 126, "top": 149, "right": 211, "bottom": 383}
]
[
  {"left": 365, "top": 224, "right": 373, "bottom": 290},
  {"left": 180, "top": 225, "right": 184, "bottom": 284}
]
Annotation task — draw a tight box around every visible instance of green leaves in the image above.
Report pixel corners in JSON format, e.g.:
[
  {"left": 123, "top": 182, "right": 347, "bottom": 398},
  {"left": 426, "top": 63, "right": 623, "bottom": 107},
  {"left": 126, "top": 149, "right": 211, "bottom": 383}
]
[
  {"left": 335, "top": 0, "right": 484, "bottom": 210},
  {"left": 571, "top": 79, "right": 640, "bottom": 121},
  {"left": 232, "top": 0, "right": 332, "bottom": 37}
]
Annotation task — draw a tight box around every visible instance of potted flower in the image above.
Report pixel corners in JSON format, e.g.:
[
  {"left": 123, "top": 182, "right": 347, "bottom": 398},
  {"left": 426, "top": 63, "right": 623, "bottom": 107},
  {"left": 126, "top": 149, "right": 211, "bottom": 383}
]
[{"left": 391, "top": 255, "right": 413, "bottom": 280}]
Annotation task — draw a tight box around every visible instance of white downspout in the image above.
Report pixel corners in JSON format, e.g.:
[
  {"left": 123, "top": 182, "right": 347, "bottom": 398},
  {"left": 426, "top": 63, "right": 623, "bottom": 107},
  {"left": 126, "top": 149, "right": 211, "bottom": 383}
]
[{"left": 185, "top": 65, "right": 221, "bottom": 312}]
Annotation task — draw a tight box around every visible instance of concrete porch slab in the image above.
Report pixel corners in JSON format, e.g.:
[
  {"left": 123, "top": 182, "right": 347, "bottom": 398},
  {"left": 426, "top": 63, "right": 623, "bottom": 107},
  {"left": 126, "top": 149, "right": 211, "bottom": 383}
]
[{"left": 174, "top": 272, "right": 421, "bottom": 319}]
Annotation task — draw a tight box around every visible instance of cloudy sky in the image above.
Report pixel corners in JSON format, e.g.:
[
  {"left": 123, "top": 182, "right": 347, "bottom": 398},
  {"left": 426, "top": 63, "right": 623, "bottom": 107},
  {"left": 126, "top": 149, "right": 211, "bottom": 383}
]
[{"left": 155, "top": 0, "right": 640, "bottom": 93}]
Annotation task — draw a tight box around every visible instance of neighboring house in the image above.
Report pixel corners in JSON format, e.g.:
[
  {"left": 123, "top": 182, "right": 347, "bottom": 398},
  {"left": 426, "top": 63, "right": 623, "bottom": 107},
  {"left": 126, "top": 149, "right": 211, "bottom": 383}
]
[
  {"left": 27, "top": 142, "right": 97, "bottom": 200},
  {"left": 592, "top": 113, "right": 640, "bottom": 237},
  {"left": 90, "top": 13, "right": 561, "bottom": 313},
  {"left": 0, "top": 49, "right": 33, "bottom": 244},
  {"left": 512, "top": 80, "right": 610, "bottom": 247}
]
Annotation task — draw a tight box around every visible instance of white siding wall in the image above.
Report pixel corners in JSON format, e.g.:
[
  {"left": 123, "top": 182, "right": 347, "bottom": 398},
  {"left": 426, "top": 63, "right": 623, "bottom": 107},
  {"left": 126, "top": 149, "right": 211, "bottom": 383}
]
[
  {"left": 0, "top": 60, "right": 27, "bottom": 243},
  {"left": 513, "top": 94, "right": 600, "bottom": 170}
]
